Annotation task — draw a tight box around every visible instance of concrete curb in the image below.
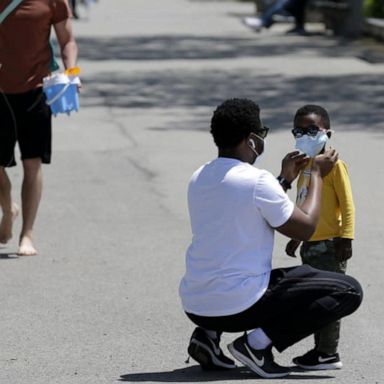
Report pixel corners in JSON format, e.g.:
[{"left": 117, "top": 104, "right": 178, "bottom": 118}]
[{"left": 365, "top": 17, "right": 384, "bottom": 41}]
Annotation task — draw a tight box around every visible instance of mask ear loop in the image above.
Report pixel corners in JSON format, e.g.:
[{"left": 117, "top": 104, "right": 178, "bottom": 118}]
[
  {"left": 249, "top": 133, "right": 264, "bottom": 157},
  {"left": 249, "top": 139, "right": 259, "bottom": 156}
]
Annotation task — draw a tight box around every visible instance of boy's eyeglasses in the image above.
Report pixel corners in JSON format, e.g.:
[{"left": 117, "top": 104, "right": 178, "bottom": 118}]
[
  {"left": 291, "top": 124, "right": 321, "bottom": 138},
  {"left": 254, "top": 126, "right": 269, "bottom": 139}
]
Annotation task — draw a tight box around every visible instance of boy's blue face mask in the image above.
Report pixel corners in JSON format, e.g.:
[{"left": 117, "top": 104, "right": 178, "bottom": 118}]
[{"left": 295, "top": 131, "right": 328, "bottom": 157}]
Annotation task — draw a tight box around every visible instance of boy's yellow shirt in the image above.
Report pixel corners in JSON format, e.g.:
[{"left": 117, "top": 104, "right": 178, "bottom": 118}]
[{"left": 296, "top": 159, "right": 355, "bottom": 241}]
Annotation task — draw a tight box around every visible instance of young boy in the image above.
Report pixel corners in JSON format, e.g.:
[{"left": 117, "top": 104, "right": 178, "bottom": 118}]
[{"left": 286, "top": 104, "right": 355, "bottom": 370}]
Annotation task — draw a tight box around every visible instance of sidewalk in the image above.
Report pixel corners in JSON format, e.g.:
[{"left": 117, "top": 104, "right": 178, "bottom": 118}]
[{"left": 1, "top": 1, "right": 383, "bottom": 383}]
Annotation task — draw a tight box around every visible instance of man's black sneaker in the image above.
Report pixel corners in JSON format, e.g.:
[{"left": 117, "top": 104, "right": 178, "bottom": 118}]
[
  {"left": 286, "top": 26, "right": 308, "bottom": 35},
  {"left": 293, "top": 349, "right": 343, "bottom": 370},
  {"left": 227, "top": 334, "right": 290, "bottom": 378},
  {"left": 187, "top": 327, "right": 236, "bottom": 370}
]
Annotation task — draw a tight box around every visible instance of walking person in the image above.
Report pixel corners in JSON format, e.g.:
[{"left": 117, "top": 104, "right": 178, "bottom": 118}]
[
  {"left": 179, "top": 98, "right": 363, "bottom": 378},
  {"left": 243, "top": 0, "right": 309, "bottom": 35},
  {"left": 286, "top": 104, "right": 355, "bottom": 369},
  {"left": 69, "top": 0, "right": 79, "bottom": 19},
  {"left": 0, "top": 0, "right": 78, "bottom": 255}
]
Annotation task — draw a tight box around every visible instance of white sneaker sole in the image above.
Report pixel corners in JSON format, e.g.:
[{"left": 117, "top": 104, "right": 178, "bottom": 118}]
[{"left": 296, "top": 361, "right": 343, "bottom": 370}]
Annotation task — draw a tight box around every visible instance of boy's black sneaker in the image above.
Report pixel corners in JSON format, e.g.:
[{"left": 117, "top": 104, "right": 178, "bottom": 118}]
[
  {"left": 293, "top": 349, "right": 343, "bottom": 370},
  {"left": 227, "top": 334, "right": 290, "bottom": 378},
  {"left": 187, "top": 327, "right": 236, "bottom": 370}
]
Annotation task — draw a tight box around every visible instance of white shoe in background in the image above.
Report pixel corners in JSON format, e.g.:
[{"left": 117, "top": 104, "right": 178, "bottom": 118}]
[{"left": 243, "top": 17, "right": 263, "bottom": 32}]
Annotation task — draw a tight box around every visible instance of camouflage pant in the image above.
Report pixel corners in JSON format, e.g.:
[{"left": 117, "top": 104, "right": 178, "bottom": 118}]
[{"left": 300, "top": 240, "right": 347, "bottom": 355}]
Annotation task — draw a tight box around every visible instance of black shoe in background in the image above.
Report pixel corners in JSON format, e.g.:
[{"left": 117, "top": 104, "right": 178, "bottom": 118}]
[
  {"left": 286, "top": 26, "right": 308, "bottom": 35},
  {"left": 187, "top": 327, "right": 236, "bottom": 370}
]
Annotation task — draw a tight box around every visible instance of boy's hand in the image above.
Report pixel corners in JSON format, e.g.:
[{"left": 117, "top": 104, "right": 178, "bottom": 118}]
[
  {"left": 312, "top": 148, "right": 338, "bottom": 178},
  {"left": 285, "top": 239, "right": 301, "bottom": 257},
  {"left": 280, "top": 151, "right": 309, "bottom": 183},
  {"left": 334, "top": 238, "right": 353, "bottom": 261}
]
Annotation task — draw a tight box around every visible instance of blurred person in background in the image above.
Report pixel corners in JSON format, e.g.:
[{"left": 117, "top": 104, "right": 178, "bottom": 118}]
[
  {"left": 243, "top": 0, "right": 309, "bottom": 35},
  {"left": 69, "top": 0, "right": 79, "bottom": 19},
  {"left": 0, "top": 0, "right": 78, "bottom": 255}
]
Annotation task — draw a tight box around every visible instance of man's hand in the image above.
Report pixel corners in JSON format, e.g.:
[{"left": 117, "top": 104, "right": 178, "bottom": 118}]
[
  {"left": 280, "top": 151, "right": 310, "bottom": 183},
  {"left": 334, "top": 238, "right": 353, "bottom": 261},
  {"left": 312, "top": 148, "right": 339, "bottom": 178},
  {"left": 285, "top": 239, "right": 301, "bottom": 257}
]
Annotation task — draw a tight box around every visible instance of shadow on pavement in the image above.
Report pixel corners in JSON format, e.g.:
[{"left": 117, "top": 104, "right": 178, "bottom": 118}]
[
  {"left": 119, "top": 365, "right": 334, "bottom": 382},
  {"left": 81, "top": 70, "right": 384, "bottom": 132},
  {"left": 76, "top": 34, "right": 384, "bottom": 62},
  {"left": 76, "top": 32, "right": 384, "bottom": 132},
  {"left": 0, "top": 252, "right": 19, "bottom": 259}
]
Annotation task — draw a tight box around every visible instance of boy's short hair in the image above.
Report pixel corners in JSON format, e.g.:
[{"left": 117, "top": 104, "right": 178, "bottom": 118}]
[
  {"left": 210, "top": 98, "right": 263, "bottom": 148},
  {"left": 294, "top": 104, "right": 331, "bottom": 130}
]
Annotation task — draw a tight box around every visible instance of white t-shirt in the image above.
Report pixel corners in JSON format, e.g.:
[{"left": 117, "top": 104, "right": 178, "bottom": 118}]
[{"left": 179, "top": 157, "right": 294, "bottom": 316}]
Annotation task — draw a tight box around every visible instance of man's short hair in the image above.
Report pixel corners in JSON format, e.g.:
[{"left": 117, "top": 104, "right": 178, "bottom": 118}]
[
  {"left": 210, "top": 98, "right": 263, "bottom": 148},
  {"left": 294, "top": 104, "right": 331, "bottom": 130}
]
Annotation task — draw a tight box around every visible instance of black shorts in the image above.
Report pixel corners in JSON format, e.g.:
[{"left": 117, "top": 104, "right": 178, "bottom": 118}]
[{"left": 0, "top": 88, "right": 52, "bottom": 167}]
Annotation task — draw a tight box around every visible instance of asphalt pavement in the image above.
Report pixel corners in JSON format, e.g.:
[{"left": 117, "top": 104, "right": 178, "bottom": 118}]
[{"left": 1, "top": 1, "right": 383, "bottom": 383}]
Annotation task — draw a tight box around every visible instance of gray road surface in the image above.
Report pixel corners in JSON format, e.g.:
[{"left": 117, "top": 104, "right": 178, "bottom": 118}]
[{"left": 1, "top": 1, "right": 383, "bottom": 383}]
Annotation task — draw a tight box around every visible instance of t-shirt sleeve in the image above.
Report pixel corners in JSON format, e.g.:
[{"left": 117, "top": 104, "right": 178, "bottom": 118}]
[
  {"left": 51, "top": 0, "right": 71, "bottom": 24},
  {"left": 253, "top": 171, "right": 294, "bottom": 228},
  {"left": 333, "top": 160, "right": 355, "bottom": 239}
]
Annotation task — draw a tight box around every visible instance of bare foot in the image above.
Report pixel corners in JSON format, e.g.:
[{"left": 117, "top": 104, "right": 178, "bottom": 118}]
[
  {"left": 0, "top": 203, "right": 19, "bottom": 244},
  {"left": 18, "top": 235, "right": 37, "bottom": 256}
]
